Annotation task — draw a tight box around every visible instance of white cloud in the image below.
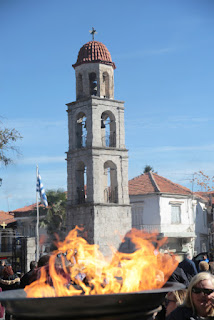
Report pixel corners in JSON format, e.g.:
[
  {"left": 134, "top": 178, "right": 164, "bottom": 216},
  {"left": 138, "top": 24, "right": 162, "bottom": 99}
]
[{"left": 16, "top": 156, "right": 66, "bottom": 165}]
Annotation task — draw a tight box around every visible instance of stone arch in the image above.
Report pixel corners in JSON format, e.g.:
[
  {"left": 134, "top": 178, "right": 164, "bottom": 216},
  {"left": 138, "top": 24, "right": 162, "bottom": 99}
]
[
  {"left": 101, "top": 111, "right": 116, "bottom": 147},
  {"left": 76, "top": 161, "right": 87, "bottom": 204},
  {"left": 76, "top": 112, "right": 87, "bottom": 148},
  {"left": 103, "top": 71, "right": 110, "bottom": 98},
  {"left": 77, "top": 73, "right": 83, "bottom": 100},
  {"left": 103, "top": 160, "right": 118, "bottom": 203},
  {"left": 89, "top": 72, "right": 97, "bottom": 96}
]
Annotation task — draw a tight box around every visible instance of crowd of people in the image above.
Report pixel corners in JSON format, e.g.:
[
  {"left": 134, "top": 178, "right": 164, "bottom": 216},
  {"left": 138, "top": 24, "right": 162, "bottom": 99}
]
[
  {"left": 0, "top": 255, "right": 49, "bottom": 320},
  {"left": 155, "top": 252, "right": 214, "bottom": 320},
  {"left": 0, "top": 252, "right": 214, "bottom": 319}
]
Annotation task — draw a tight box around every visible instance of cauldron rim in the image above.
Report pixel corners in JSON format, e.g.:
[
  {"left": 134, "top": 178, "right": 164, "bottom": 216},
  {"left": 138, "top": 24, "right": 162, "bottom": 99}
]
[
  {"left": 0, "top": 282, "right": 185, "bottom": 319},
  {"left": 0, "top": 281, "right": 185, "bottom": 301}
]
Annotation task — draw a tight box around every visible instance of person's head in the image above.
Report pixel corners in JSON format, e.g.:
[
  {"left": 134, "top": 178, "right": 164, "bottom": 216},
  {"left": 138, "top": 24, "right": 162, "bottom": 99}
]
[
  {"left": 30, "top": 261, "right": 37, "bottom": 270},
  {"left": 0, "top": 260, "right": 5, "bottom": 267},
  {"left": 38, "top": 255, "right": 50, "bottom": 268},
  {"left": 165, "top": 290, "right": 187, "bottom": 317},
  {"left": 184, "top": 272, "right": 214, "bottom": 317},
  {"left": 3, "top": 265, "right": 14, "bottom": 278},
  {"left": 199, "top": 261, "right": 209, "bottom": 272},
  {"left": 184, "top": 252, "right": 192, "bottom": 260}
]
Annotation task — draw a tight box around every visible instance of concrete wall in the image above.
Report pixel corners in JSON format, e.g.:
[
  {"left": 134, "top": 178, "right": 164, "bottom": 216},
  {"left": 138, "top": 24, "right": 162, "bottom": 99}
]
[
  {"left": 66, "top": 204, "right": 131, "bottom": 258},
  {"left": 194, "top": 200, "right": 209, "bottom": 254},
  {"left": 130, "top": 194, "right": 160, "bottom": 228},
  {"left": 26, "top": 237, "right": 36, "bottom": 272}
]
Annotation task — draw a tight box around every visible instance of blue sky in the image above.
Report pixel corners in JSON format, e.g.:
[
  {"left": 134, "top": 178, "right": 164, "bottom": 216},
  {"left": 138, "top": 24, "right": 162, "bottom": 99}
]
[{"left": 0, "top": 0, "right": 214, "bottom": 211}]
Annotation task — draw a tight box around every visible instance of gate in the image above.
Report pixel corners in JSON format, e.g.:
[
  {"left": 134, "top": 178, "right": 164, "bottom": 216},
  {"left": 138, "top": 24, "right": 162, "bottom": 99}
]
[{"left": 12, "top": 237, "right": 27, "bottom": 274}]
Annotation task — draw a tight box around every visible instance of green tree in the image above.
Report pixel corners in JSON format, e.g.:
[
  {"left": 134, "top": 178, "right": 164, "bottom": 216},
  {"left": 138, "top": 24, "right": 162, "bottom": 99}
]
[
  {"left": 0, "top": 124, "right": 22, "bottom": 166},
  {"left": 143, "top": 165, "right": 155, "bottom": 173},
  {"left": 40, "top": 189, "right": 67, "bottom": 248}
]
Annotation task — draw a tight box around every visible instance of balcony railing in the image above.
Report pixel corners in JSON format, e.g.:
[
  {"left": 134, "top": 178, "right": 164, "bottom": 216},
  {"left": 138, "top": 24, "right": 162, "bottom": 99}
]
[
  {"left": 104, "top": 187, "right": 118, "bottom": 203},
  {"left": 135, "top": 224, "right": 196, "bottom": 237},
  {"left": 76, "top": 187, "right": 87, "bottom": 204},
  {"left": 102, "top": 132, "right": 116, "bottom": 147}
]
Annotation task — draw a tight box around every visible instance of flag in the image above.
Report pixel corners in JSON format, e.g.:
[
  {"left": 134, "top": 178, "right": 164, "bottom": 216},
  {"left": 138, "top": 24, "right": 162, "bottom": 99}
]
[{"left": 36, "top": 170, "right": 48, "bottom": 207}]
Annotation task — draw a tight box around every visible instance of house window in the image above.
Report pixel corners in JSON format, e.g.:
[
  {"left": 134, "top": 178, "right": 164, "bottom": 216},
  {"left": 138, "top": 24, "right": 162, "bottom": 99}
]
[
  {"left": 132, "top": 207, "right": 143, "bottom": 229},
  {"left": 171, "top": 205, "right": 181, "bottom": 224}
]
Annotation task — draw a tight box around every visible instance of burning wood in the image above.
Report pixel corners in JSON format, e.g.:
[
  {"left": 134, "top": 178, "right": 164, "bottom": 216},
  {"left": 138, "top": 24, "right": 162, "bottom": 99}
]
[{"left": 25, "top": 227, "right": 178, "bottom": 298}]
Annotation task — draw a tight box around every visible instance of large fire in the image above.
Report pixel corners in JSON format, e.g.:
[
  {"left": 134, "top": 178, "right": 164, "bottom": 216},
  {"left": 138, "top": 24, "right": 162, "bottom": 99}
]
[{"left": 25, "top": 227, "right": 178, "bottom": 298}]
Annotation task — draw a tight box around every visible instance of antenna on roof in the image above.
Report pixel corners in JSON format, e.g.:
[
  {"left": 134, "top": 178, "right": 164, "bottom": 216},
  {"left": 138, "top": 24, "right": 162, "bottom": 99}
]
[{"left": 89, "top": 27, "right": 97, "bottom": 41}]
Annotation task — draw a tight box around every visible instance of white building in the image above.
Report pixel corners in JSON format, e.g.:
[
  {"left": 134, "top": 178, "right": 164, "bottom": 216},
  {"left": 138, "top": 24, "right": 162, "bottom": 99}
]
[{"left": 129, "top": 171, "right": 210, "bottom": 257}]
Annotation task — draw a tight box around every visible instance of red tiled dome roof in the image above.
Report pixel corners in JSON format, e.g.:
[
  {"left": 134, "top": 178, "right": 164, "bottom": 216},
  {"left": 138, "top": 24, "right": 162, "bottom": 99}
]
[{"left": 73, "top": 41, "right": 116, "bottom": 69}]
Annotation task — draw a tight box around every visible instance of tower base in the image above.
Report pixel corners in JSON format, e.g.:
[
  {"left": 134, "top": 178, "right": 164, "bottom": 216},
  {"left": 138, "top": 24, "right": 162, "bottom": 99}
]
[{"left": 66, "top": 203, "right": 132, "bottom": 258}]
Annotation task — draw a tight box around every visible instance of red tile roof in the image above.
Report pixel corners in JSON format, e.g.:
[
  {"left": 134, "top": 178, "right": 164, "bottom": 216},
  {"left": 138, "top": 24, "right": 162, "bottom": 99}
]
[
  {"left": 195, "top": 192, "right": 214, "bottom": 204},
  {"left": 73, "top": 41, "right": 116, "bottom": 69},
  {"left": 10, "top": 203, "right": 46, "bottom": 218},
  {"left": 10, "top": 203, "right": 37, "bottom": 213},
  {"left": 129, "top": 172, "right": 192, "bottom": 196},
  {"left": 0, "top": 211, "right": 15, "bottom": 225}
]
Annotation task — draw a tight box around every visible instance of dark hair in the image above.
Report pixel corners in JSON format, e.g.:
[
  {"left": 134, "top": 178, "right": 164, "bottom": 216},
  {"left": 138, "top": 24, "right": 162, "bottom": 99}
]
[
  {"left": 3, "top": 265, "right": 14, "bottom": 278},
  {"left": 38, "top": 255, "right": 50, "bottom": 268},
  {"left": 30, "top": 261, "right": 37, "bottom": 270}
]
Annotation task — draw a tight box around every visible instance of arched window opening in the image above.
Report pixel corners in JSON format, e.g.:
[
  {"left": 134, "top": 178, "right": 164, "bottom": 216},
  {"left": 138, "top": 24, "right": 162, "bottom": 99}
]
[
  {"left": 76, "top": 113, "right": 87, "bottom": 148},
  {"left": 101, "top": 112, "right": 116, "bottom": 147},
  {"left": 103, "top": 161, "right": 118, "bottom": 203},
  {"left": 103, "top": 72, "right": 109, "bottom": 98},
  {"left": 76, "top": 162, "right": 87, "bottom": 204},
  {"left": 77, "top": 73, "right": 83, "bottom": 100},
  {"left": 89, "top": 72, "right": 97, "bottom": 96}
]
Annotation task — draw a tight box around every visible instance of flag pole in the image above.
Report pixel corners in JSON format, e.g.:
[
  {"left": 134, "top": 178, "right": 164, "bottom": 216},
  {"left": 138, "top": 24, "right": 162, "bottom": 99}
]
[{"left": 36, "top": 165, "right": 39, "bottom": 262}]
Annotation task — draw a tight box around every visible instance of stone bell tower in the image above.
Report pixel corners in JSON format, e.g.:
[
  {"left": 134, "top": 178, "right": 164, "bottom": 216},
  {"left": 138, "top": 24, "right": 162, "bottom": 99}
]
[{"left": 66, "top": 38, "right": 131, "bottom": 257}]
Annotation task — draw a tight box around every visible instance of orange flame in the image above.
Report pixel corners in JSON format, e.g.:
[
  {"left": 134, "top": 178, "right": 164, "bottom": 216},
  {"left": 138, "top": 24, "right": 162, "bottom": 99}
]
[{"left": 25, "top": 227, "right": 178, "bottom": 298}]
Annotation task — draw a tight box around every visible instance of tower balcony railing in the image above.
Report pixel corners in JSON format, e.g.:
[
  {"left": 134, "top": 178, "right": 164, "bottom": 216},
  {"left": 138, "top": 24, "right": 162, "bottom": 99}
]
[
  {"left": 102, "top": 132, "right": 116, "bottom": 147},
  {"left": 76, "top": 187, "right": 87, "bottom": 204},
  {"left": 104, "top": 187, "right": 118, "bottom": 203}
]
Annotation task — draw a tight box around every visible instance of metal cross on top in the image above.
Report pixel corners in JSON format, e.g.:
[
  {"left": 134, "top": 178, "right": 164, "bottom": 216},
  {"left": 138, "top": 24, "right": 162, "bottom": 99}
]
[
  {"left": 1, "top": 222, "right": 7, "bottom": 229},
  {"left": 89, "top": 27, "right": 97, "bottom": 41}
]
